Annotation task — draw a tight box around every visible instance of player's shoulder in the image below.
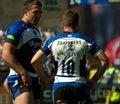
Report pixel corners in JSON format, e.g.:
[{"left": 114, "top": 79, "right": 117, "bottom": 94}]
[
  {"left": 10, "top": 20, "right": 24, "bottom": 28},
  {"left": 78, "top": 33, "right": 95, "bottom": 44},
  {"left": 7, "top": 20, "right": 28, "bottom": 33}
]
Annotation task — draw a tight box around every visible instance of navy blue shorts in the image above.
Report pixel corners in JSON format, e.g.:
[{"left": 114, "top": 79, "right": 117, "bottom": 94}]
[
  {"left": 52, "top": 82, "right": 93, "bottom": 104},
  {"left": 8, "top": 74, "right": 41, "bottom": 100}
]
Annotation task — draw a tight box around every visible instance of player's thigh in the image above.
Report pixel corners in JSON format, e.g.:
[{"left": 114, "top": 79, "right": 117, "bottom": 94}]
[
  {"left": 0, "top": 70, "right": 9, "bottom": 87},
  {"left": 2, "top": 78, "right": 10, "bottom": 93},
  {"left": 14, "top": 91, "right": 34, "bottom": 104}
]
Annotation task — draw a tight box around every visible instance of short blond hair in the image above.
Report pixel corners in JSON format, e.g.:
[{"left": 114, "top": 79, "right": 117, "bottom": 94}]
[{"left": 62, "top": 9, "right": 79, "bottom": 29}]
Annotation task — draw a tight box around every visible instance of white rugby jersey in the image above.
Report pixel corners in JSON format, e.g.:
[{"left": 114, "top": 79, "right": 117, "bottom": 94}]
[{"left": 41, "top": 32, "right": 102, "bottom": 83}]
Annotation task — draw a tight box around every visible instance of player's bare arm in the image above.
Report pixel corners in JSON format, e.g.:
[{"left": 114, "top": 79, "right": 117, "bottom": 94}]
[
  {"left": 31, "top": 50, "right": 50, "bottom": 85},
  {"left": 87, "top": 51, "right": 109, "bottom": 88},
  {"left": 2, "top": 42, "right": 32, "bottom": 86}
]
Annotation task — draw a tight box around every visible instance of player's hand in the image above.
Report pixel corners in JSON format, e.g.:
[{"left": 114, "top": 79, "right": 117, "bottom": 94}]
[
  {"left": 20, "top": 70, "right": 32, "bottom": 86},
  {"left": 41, "top": 76, "right": 54, "bottom": 88},
  {"left": 86, "top": 79, "right": 96, "bottom": 89},
  {"left": 48, "top": 76, "right": 54, "bottom": 85}
]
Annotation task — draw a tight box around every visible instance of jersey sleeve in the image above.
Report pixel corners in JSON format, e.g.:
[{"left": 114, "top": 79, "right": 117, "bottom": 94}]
[
  {"left": 85, "top": 37, "right": 103, "bottom": 57},
  {"left": 5, "top": 22, "right": 23, "bottom": 45},
  {"left": 41, "top": 39, "right": 52, "bottom": 56}
]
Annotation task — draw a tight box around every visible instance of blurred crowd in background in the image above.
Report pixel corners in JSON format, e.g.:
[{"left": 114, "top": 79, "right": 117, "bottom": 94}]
[{"left": 0, "top": 3, "right": 120, "bottom": 104}]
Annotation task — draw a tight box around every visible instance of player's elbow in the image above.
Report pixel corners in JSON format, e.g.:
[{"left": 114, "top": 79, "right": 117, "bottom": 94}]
[
  {"left": 31, "top": 58, "right": 37, "bottom": 68},
  {"left": 31, "top": 61, "right": 38, "bottom": 73},
  {"left": 102, "top": 56, "right": 109, "bottom": 69},
  {"left": 98, "top": 51, "right": 109, "bottom": 69},
  {"left": 31, "top": 57, "right": 41, "bottom": 71},
  {"left": 31, "top": 58, "right": 34, "bottom": 65}
]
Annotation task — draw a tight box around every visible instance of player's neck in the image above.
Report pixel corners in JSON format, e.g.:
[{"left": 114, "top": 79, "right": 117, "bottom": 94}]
[
  {"left": 21, "top": 17, "right": 35, "bottom": 27},
  {"left": 63, "top": 27, "right": 75, "bottom": 32}
]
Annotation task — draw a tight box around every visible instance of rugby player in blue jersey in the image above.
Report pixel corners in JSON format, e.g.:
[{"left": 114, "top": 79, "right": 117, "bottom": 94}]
[
  {"left": 2, "top": 0, "right": 43, "bottom": 104},
  {"left": 31, "top": 9, "right": 109, "bottom": 104}
]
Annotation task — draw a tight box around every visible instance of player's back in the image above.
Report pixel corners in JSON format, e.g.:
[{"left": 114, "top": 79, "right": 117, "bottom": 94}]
[{"left": 50, "top": 32, "right": 91, "bottom": 83}]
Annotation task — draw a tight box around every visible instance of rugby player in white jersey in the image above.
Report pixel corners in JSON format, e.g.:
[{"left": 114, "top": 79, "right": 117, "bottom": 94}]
[{"left": 31, "top": 9, "right": 109, "bottom": 104}]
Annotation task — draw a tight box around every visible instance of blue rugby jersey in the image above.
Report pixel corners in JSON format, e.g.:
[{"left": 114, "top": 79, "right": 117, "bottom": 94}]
[
  {"left": 41, "top": 31, "right": 102, "bottom": 82},
  {"left": 5, "top": 20, "right": 42, "bottom": 74}
]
